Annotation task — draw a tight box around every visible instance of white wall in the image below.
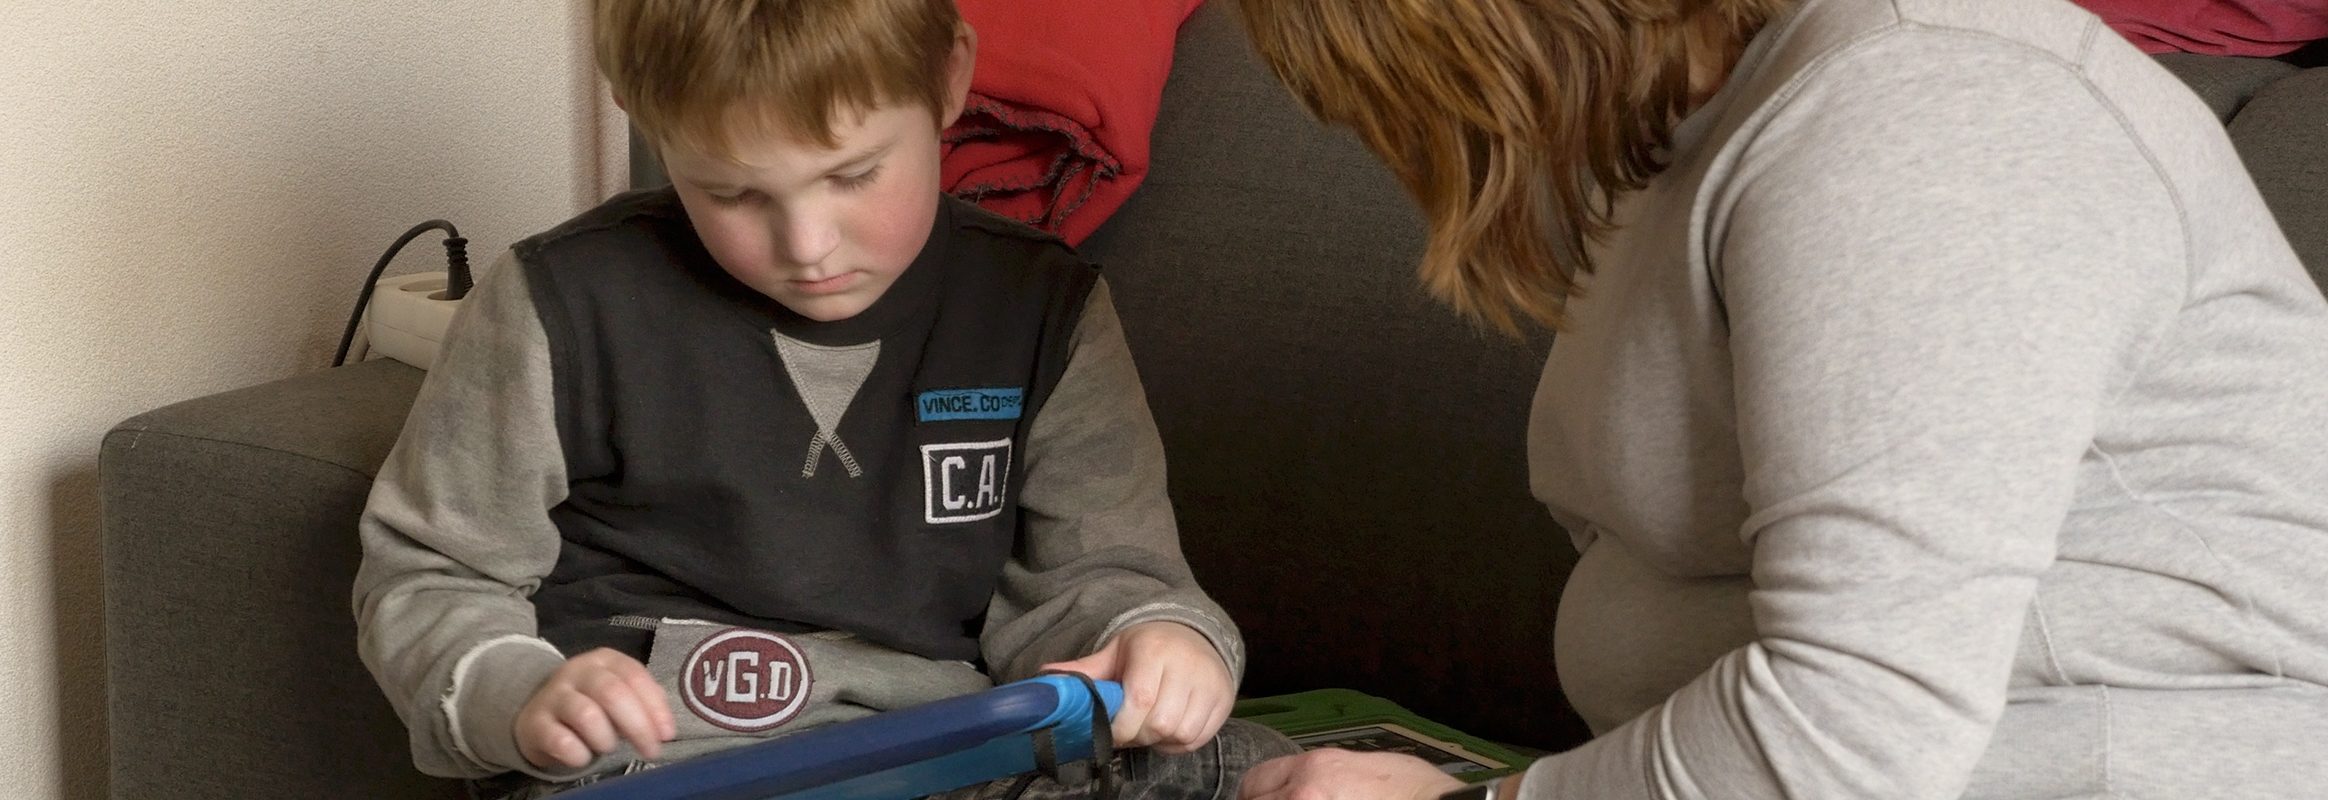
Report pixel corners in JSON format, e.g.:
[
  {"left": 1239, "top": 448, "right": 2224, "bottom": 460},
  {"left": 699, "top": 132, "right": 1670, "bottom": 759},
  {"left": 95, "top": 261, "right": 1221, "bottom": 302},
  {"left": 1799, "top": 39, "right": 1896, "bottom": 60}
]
[{"left": 0, "top": 3, "right": 622, "bottom": 796}]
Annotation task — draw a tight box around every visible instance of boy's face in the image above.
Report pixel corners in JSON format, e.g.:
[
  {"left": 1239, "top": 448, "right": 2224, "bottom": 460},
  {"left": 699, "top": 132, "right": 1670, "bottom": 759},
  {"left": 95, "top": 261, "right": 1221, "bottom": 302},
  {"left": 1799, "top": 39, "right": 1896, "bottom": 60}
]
[
  {"left": 664, "top": 103, "right": 948, "bottom": 322},
  {"left": 659, "top": 25, "right": 975, "bottom": 323}
]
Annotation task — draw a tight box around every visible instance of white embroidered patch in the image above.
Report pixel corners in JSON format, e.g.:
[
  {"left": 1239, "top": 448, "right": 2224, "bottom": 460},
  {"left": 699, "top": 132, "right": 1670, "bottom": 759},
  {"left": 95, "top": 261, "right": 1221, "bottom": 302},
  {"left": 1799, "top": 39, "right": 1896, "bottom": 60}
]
[
  {"left": 919, "top": 439, "right": 1013, "bottom": 524},
  {"left": 678, "top": 629, "right": 814, "bottom": 733}
]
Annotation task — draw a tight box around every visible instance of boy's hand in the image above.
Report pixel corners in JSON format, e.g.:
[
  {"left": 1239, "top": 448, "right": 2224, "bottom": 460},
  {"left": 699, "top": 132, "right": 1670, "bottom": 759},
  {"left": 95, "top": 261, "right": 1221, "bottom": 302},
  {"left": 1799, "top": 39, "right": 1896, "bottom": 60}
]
[
  {"left": 514, "top": 648, "right": 677, "bottom": 770},
  {"left": 1042, "top": 620, "right": 1232, "bottom": 754}
]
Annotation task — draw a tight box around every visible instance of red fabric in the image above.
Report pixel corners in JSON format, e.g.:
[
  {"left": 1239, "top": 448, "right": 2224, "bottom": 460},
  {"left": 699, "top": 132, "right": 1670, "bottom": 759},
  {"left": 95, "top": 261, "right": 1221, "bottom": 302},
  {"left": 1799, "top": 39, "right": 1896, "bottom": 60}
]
[
  {"left": 2076, "top": 0, "right": 2328, "bottom": 57},
  {"left": 942, "top": 0, "right": 1204, "bottom": 245}
]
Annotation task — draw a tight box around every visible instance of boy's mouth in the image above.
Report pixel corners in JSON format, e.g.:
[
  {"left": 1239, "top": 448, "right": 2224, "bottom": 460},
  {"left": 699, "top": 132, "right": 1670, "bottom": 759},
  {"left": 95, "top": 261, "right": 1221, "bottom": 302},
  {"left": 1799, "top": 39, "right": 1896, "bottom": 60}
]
[{"left": 789, "top": 271, "right": 861, "bottom": 296}]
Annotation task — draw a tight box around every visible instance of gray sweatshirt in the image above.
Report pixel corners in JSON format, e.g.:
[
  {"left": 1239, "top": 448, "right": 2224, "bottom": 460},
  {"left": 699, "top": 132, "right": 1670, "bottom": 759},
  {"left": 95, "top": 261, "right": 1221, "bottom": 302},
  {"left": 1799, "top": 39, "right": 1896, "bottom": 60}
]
[
  {"left": 1526, "top": 0, "right": 2328, "bottom": 798},
  {"left": 353, "top": 232, "right": 1240, "bottom": 781}
]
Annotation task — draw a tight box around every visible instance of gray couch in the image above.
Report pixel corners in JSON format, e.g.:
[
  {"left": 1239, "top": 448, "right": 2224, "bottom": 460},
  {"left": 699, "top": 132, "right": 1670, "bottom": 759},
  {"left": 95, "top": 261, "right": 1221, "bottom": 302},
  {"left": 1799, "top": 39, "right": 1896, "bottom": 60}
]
[{"left": 101, "top": 6, "right": 2326, "bottom": 798}]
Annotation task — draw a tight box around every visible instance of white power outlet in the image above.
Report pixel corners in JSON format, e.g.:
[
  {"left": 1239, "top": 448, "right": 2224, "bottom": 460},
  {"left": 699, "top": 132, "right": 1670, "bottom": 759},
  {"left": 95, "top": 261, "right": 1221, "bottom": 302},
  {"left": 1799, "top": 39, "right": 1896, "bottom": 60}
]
[{"left": 367, "top": 271, "right": 461, "bottom": 369}]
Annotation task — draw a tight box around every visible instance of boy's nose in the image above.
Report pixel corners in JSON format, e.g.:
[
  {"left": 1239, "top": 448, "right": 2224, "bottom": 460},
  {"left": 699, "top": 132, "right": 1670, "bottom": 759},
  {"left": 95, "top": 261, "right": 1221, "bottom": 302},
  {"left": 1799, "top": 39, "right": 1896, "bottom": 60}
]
[{"left": 777, "top": 214, "right": 840, "bottom": 267}]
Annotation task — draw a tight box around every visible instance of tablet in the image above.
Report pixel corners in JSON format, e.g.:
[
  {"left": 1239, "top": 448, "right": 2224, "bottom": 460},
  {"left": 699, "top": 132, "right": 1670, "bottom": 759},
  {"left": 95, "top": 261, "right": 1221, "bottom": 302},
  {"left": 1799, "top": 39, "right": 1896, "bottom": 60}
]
[
  {"left": 1288, "top": 722, "right": 1512, "bottom": 777},
  {"left": 1232, "top": 688, "right": 1534, "bottom": 781},
  {"left": 559, "top": 675, "right": 1123, "bottom": 800}
]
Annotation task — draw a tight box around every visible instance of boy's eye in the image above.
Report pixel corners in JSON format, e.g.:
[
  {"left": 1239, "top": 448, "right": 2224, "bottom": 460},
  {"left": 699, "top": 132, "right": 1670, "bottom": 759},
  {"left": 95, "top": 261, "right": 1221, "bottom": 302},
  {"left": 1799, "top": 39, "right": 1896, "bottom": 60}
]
[
  {"left": 831, "top": 165, "right": 883, "bottom": 191},
  {"left": 708, "top": 191, "right": 760, "bottom": 207}
]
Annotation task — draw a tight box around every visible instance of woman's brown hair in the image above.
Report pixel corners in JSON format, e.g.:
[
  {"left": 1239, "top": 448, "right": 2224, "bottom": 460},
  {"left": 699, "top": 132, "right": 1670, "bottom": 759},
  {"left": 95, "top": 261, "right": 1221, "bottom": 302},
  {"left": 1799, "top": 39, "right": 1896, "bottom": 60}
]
[{"left": 1238, "top": 0, "right": 1788, "bottom": 332}]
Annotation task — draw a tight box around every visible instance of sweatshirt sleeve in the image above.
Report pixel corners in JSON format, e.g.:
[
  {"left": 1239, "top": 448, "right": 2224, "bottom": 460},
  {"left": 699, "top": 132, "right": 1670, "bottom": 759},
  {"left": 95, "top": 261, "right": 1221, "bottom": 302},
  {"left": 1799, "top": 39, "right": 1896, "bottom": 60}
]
[
  {"left": 979, "top": 277, "right": 1246, "bottom": 684},
  {"left": 1523, "top": 33, "right": 2184, "bottom": 800},
  {"left": 351, "top": 250, "right": 591, "bottom": 780}
]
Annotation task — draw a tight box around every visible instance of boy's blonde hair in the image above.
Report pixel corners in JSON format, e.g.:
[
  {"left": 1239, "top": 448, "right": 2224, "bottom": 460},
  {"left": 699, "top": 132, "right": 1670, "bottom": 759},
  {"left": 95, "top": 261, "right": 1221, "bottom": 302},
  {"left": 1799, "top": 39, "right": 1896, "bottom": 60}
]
[
  {"left": 1238, "top": 0, "right": 1789, "bottom": 333},
  {"left": 596, "top": 0, "right": 961, "bottom": 155}
]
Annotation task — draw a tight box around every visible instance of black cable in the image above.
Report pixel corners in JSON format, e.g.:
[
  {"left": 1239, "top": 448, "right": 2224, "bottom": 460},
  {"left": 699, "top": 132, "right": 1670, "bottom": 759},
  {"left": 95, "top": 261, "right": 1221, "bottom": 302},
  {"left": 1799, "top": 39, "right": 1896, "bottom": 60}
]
[
  {"left": 331, "top": 220, "right": 471, "bottom": 367},
  {"left": 443, "top": 228, "right": 474, "bottom": 299},
  {"left": 1027, "top": 671, "right": 1118, "bottom": 800},
  {"left": 996, "top": 772, "right": 1039, "bottom": 800},
  {"left": 1074, "top": 673, "right": 1116, "bottom": 800}
]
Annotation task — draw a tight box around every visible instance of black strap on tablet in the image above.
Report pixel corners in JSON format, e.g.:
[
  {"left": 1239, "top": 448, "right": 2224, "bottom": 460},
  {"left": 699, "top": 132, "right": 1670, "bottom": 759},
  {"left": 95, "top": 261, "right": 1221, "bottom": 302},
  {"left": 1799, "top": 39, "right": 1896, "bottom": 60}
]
[{"left": 1016, "top": 671, "right": 1116, "bottom": 800}]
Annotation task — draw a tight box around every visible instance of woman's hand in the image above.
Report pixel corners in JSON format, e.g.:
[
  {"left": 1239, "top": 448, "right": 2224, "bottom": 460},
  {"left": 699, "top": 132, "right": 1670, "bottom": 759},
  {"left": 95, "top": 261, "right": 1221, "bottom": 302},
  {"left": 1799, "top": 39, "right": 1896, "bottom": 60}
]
[{"left": 1238, "top": 748, "right": 1467, "bottom": 800}]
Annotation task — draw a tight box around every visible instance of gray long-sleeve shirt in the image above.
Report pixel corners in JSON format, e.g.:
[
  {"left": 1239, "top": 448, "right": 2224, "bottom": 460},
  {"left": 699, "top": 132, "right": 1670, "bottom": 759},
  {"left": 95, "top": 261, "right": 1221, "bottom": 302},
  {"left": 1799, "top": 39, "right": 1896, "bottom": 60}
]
[
  {"left": 354, "top": 238, "right": 1240, "bottom": 780},
  {"left": 1525, "top": 0, "right": 2328, "bottom": 797}
]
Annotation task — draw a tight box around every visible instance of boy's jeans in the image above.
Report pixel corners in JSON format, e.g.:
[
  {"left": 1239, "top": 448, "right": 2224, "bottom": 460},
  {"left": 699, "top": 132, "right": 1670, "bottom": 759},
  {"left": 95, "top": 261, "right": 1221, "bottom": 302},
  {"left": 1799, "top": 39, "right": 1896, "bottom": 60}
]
[
  {"left": 931, "top": 719, "right": 1298, "bottom": 800},
  {"left": 478, "top": 718, "right": 1299, "bottom": 800}
]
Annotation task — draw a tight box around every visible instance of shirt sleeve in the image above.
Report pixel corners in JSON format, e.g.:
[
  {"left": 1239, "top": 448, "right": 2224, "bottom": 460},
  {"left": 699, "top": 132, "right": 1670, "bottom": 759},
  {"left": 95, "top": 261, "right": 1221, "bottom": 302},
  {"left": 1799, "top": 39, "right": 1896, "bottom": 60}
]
[
  {"left": 351, "top": 250, "right": 593, "bottom": 780},
  {"left": 978, "top": 277, "right": 1247, "bottom": 684},
  {"left": 1524, "top": 32, "right": 2185, "bottom": 800}
]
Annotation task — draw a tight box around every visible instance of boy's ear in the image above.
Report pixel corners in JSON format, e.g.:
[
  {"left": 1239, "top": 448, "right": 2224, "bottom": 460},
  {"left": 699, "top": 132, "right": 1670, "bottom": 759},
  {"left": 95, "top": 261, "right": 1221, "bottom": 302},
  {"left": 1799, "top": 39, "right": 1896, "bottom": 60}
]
[{"left": 939, "top": 22, "right": 978, "bottom": 129}]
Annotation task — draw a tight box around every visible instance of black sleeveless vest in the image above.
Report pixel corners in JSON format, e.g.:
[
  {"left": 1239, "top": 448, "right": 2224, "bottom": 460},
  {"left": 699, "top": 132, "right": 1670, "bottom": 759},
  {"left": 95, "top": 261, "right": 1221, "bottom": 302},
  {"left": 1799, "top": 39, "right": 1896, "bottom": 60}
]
[{"left": 514, "top": 189, "right": 1096, "bottom": 662}]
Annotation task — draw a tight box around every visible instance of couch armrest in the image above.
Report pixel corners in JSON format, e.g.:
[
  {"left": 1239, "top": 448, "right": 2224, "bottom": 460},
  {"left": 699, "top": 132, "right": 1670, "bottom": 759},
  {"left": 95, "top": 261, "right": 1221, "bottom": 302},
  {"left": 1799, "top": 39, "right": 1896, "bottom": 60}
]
[{"left": 100, "top": 359, "right": 461, "bottom": 800}]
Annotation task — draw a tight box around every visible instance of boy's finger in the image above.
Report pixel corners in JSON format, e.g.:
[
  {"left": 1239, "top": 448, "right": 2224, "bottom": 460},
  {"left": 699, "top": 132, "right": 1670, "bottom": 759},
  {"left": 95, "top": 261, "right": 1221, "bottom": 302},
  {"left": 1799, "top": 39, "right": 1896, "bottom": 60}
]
[
  {"left": 1153, "top": 700, "right": 1208, "bottom": 754},
  {"left": 1175, "top": 681, "right": 1233, "bottom": 751},
  {"left": 1112, "top": 657, "right": 1166, "bottom": 746},
  {"left": 618, "top": 662, "right": 676, "bottom": 739},
  {"left": 1194, "top": 701, "right": 1231, "bottom": 750},
  {"left": 1109, "top": 682, "right": 1154, "bottom": 747},
  {"left": 1143, "top": 681, "right": 1194, "bottom": 750},
  {"left": 588, "top": 682, "right": 667, "bottom": 760},
  {"left": 1110, "top": 702, "right": 1150, "bottom": 748},
  {"left": 519, "top": 716, "right": 592, "bottom": 770},
  {"left": 555, "top": 694, "right": 621, "bottom": 755},
  {"left": 1166, "top": 684, "right": 1227, "bottom": 754},
  {"left": 545, "top": 724, "right": 595, "bottom": 769}
]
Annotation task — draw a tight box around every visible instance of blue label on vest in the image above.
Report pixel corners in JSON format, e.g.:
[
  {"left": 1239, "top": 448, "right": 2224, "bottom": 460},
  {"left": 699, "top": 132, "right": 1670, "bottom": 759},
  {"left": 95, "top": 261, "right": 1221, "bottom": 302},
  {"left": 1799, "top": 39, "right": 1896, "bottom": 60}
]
[{"left": 916, "top": 388, "right": 1025, "bottom": 422}]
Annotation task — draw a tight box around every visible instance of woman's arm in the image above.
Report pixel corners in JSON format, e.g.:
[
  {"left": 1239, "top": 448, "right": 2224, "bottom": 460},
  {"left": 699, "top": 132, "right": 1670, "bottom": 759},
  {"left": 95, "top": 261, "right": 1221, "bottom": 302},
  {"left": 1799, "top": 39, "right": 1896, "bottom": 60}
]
[{"left": 1525, "top": 30, "right": 2185, "bottom": 800}]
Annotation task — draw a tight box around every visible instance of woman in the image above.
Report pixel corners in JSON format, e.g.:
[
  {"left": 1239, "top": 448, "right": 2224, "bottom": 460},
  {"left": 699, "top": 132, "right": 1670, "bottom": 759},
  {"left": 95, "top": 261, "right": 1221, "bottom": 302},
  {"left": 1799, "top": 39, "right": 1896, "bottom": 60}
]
[{"left": 1231, "top": 0, "right": 2328, "bottom": 798}]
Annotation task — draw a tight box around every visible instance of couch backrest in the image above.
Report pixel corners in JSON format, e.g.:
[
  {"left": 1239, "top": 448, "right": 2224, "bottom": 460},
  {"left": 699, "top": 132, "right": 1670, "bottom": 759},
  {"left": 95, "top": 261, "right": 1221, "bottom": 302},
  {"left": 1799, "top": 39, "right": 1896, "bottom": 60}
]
[
  {"left": 2154, "top": 53, "right": 2328, "bottom": 291},
  {"left": 1079, "top": 2, "right": 1591, "bottom": 751}
]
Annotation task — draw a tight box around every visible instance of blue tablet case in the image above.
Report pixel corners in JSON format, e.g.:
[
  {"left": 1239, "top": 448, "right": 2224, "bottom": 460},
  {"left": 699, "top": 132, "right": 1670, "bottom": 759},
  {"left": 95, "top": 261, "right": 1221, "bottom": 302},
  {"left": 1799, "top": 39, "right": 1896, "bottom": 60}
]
[{"left": 560, "top": 675, "right": 1124, "bottom": 800}]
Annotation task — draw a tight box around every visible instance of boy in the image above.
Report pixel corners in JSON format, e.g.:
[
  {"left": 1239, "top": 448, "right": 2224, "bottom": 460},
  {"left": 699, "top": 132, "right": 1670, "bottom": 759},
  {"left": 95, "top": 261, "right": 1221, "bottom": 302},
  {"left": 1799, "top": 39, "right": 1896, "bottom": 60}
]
[{"left": 352, "top": 1, "right": 1295, "bottom": 796}]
